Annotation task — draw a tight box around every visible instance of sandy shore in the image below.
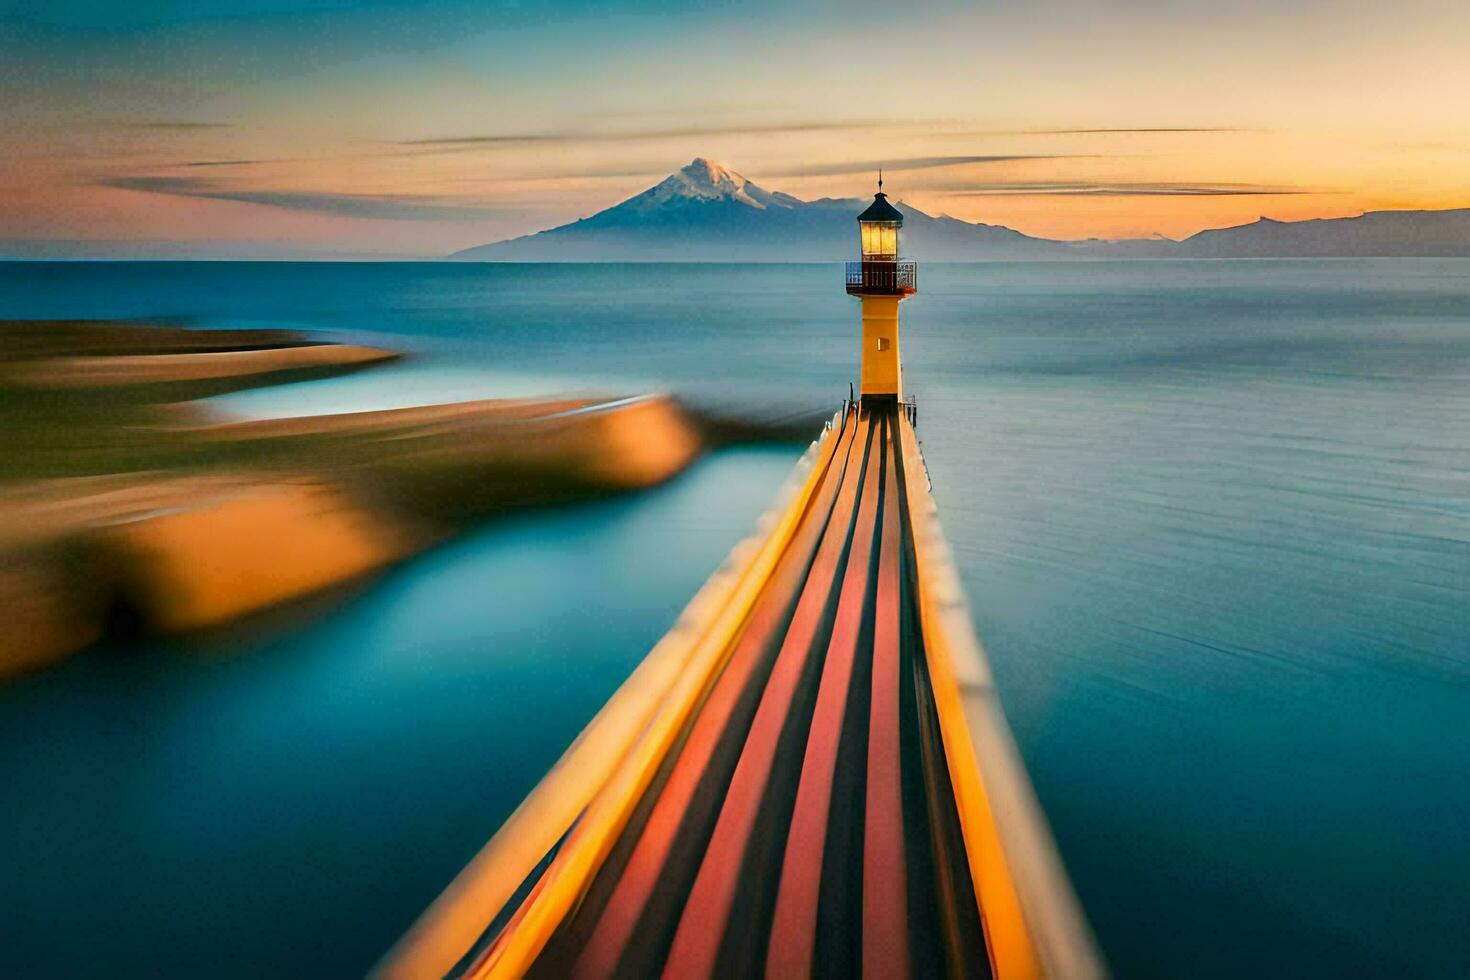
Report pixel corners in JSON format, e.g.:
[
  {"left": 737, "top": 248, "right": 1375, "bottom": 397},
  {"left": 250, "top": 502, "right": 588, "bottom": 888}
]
[
  {"left": 3, "top": 343, "right": 397, "bottom": 389},
  {"left": 0, "top": 320, "right": 776, "bottom": 677}
]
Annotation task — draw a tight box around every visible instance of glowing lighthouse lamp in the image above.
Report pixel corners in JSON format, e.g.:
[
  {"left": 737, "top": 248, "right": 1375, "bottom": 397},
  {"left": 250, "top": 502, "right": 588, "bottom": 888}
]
[{"left": 844, "top": 173, "right": 917, "bottom": 406}]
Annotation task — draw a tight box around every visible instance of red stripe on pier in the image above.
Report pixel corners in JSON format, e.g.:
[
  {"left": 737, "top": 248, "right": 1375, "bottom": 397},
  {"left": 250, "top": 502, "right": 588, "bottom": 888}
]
[
  {"left": 660, "top": 416, "right": 873, "bottom": 979},
  {"left": 568, "top": 418, "right": 859, "bottom": 977},
  {"left": 863, "top": 417, "right": 910, "bottom": 979},
  {"left": 764, "top": 415, "right": 886, "bottom": 978}
]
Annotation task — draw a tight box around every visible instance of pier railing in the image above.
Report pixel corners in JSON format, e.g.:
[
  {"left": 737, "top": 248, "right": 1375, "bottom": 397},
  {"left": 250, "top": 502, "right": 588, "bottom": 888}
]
[
  {"left": 845, "top": 260, "right": 917, "bottom": 294},
  {"left": 894, "top": 415, "right": 1104, "bottom": 979}
]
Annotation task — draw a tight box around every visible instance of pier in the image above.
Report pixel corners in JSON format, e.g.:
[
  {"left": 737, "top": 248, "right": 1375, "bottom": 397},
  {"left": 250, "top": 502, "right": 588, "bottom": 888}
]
[{"left": 378, "top": 403, "right": 1100, "bottom": 979}]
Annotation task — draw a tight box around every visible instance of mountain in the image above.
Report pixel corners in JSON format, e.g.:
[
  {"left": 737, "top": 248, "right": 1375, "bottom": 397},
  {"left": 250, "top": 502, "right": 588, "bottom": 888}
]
[
  {"left": 1091, "top": 208, "right": 1470, "bottom": 258},
  {"left": 1166, "top": 208, "right": 1470, "bottom": 258},
  {"left": 451, "top": 159, "right": 1470, "bottom": 262},
  {"left": 452, "top": 158, "right": 1065, "bottom": 261}
]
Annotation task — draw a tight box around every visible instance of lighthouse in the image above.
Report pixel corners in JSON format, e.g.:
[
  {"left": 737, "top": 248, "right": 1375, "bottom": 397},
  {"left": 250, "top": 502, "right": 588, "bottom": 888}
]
[{"left": 845, "top": 177, "right": 917, "bottom": 404}]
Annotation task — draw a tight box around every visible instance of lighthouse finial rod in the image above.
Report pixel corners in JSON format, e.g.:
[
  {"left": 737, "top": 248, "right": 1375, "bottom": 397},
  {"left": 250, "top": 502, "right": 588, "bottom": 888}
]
[{"left": 878, "top": 168, "right": 883, "bottom": 193}]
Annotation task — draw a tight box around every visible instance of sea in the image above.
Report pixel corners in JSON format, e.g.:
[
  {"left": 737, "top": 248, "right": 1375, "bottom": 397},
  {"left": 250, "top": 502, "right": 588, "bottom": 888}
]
[{"left": 1, "top": 260, "right": 1467, "bottom": 978}]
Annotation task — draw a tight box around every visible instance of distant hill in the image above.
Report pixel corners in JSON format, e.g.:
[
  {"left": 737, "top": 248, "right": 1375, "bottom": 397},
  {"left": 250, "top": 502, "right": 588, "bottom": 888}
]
[
  {"left": 1167, "top": 209, "right": 1470, "bottom": 258},
  {"left": 451, "top": 159, "right": 1470, "bottom": 262},
  {"left": 452, "top": 159, "right": 1065, "bottom": 262}
]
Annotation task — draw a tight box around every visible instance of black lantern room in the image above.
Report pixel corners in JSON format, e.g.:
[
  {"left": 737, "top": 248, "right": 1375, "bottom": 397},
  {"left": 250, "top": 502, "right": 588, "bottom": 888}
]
[{"left": 856, "top": 191, "right": 903, "bottom": 261}]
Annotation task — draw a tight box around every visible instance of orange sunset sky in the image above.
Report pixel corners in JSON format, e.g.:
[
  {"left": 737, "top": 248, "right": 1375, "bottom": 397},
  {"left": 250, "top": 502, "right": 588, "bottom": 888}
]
[{"left": 3, "top": 0, "right": 1468, "bottom": 258}]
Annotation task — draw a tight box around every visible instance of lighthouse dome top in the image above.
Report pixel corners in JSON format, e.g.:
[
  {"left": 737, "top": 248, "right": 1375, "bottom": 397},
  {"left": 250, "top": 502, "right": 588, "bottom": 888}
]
[{"left": 856, "top": 191, "right": 904, "bottom": 225}]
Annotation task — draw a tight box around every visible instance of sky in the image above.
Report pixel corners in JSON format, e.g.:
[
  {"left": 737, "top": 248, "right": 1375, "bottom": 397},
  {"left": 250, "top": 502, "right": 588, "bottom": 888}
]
[{"left": 3, "top": 0, "right": 1468, "bottom": 257}]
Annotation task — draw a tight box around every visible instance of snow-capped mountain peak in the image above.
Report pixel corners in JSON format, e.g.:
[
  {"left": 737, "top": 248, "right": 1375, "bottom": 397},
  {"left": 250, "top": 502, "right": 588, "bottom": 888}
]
[
  {"left": 628, "top": 158, "right": 801, "bottom": 213},
  {"left": 676, "top": 158, "right": 751, "bottom": 196}
]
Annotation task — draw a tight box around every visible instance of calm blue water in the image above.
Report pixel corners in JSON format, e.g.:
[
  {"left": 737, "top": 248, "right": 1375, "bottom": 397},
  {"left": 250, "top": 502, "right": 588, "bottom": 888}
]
[{"left": 3, "top": 260, "right": 1469, "bottom": 977}]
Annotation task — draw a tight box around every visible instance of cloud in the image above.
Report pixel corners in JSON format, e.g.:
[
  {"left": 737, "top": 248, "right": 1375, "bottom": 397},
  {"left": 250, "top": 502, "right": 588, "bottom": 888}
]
[
  {"left": 944, "top": 180, "right": 1309, "bottom": 197},
  {"left": 176, "top": 158, "right": 290, "bottom": 168},
  {"left": 99, "top": 176, "right": 514, "bottom": 220},
  {"left": 767, "top": 155, "right": 1082, "bottom": 177},
  {"left": 435, "top": 154, "right": 1078, "bottom": 189},
  {"left": 398, "top": 135, "right": 563, "bottom": 147},
  {"left": 1022, "top": 127, "right": 1243, "bottom": 135},
  {"left": 397, "top": 119, "right": 890, "bottom": 148},
  {"left": 422, "top": 153, "right": 1088, "bottom": 186},
  {"left": 126, "top": 121, "right": 232, "bottom": 131},
  {"left": 446, "top": 165, "right": 669, "bottom": 185}
]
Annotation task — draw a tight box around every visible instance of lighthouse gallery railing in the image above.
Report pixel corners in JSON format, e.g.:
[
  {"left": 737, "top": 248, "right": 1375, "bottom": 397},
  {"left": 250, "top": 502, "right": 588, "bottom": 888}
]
[{"left": 845, "top": 260, "right": 917, "bottom": 292}]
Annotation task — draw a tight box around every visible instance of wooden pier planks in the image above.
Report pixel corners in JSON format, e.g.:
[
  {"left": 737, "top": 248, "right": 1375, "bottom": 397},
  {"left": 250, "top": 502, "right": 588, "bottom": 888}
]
[
  {"left": 865, "top": 413, "right": 911, "bottom": 979},
  {"left": 561, "top": 413, "right": 863, "bottom": 978},
  {"left": 660, "top": 413, "right": 874, "bottom": 977},
  {"left": 763, "top": 411, "right": 885, "bottom": 977}
]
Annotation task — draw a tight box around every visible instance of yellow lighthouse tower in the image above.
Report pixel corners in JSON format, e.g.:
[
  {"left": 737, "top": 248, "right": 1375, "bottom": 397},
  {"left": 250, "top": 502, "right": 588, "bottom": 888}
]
[{"left": 845, "top": 177, "right": 916, "bottom": 404}]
